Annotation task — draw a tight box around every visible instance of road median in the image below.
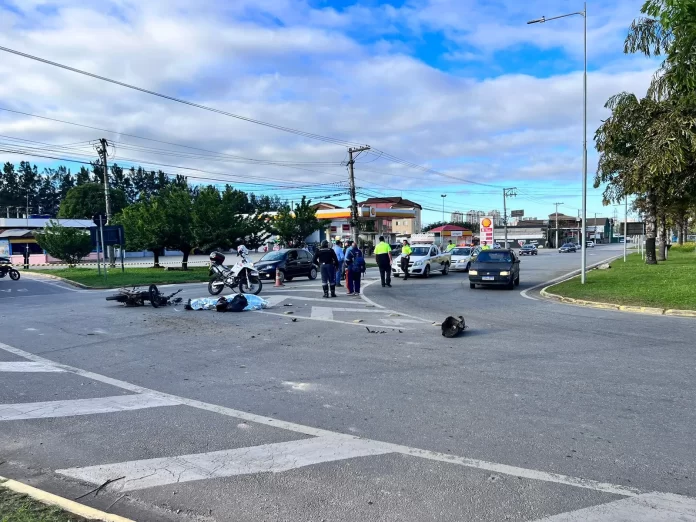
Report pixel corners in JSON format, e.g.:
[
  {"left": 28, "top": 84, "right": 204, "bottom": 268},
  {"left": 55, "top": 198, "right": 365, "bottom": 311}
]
[{"left": 542, "top": 250, "right": 696, "bottom": 316}]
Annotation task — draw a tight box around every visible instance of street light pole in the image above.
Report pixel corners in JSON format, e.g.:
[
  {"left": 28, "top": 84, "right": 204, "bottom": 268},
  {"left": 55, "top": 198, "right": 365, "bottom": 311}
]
[
  {"left": 529, "top": 2, "right": 587, "bottom": 283},
  {"left": 441, "top": 194, "right": 447, "bottom": 223},
  {"left": 503, "top": 187, "right": 517, "bottom": 249}
]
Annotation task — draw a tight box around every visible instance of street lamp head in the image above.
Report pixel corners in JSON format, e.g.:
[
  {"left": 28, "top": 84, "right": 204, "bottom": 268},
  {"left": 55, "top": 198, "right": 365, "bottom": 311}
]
[
  {"left": 441, "top": 194, "right": 447, "bottom": 197},
  {"left": 527, "top": 16, "right": 546, "bottom": 24}
]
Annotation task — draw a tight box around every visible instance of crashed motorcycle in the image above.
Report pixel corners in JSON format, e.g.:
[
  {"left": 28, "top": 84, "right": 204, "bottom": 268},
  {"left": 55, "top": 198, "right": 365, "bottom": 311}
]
[
  {"left": 208, "top": 251, "right": 262, "bottom": 296},
  {"left": 0, "top": 257, "right": 21, "bottom": 281}
]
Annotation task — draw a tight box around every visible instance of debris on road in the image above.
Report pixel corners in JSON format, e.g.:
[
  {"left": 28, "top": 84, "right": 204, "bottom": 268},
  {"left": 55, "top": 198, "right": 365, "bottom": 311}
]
[
  {"left": 441, "top": 316, "right": 467, "bottom": 338},
  {"left": 284, "top": 311, "right": 294, "bottom": 315},
  {"left": 106, "top": 285, "right": 182, "bottom": 308},
  {"left": 353, "top": 319, "right": 363, "bottom": 323},
  {"left": 365, "top": 327, "right": 387, "bottom": 334}
]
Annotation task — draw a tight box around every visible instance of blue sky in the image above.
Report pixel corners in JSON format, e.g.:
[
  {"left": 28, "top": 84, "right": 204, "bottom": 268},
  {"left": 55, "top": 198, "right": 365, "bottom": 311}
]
[{"left": 0, "top": 0, "right": 655, "bottom": 223}]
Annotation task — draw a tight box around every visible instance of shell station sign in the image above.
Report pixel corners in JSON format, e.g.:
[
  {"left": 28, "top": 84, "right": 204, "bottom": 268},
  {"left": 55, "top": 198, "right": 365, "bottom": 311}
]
[{"left": 479, "top": 216, "right": 495, "bottom": 245}]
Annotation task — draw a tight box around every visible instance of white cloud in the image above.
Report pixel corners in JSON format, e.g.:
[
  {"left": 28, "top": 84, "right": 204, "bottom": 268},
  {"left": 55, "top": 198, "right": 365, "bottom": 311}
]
[{"left": 0, "top": 0, "right": 655, "bottom": 219}]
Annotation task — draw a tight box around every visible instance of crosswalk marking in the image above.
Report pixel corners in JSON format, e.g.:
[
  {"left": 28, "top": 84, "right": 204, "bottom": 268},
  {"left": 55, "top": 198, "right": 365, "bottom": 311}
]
[
  {"left": 0, "top": 393, "right": 180, "bottom": 421},
  {"left": 532, "top": 492, "right": 696, "bottom": 521},
  {"left": 57, "top": 435, "right": 392, "bottom": 492},
  {"left": 0, "top": 362, "right": 64, "bottom": 372}
]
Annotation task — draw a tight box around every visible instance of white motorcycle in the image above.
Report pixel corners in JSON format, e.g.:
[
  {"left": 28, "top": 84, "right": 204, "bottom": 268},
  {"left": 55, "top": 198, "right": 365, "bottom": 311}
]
[{"left": 208, "top": 249, "right": 263, "bottom": 296}]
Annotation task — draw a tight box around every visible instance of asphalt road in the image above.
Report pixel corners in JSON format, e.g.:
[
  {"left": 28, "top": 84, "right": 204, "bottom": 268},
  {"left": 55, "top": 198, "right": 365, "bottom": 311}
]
[{"left": 1, "top": 245, "right": 695, "bottom": 521}]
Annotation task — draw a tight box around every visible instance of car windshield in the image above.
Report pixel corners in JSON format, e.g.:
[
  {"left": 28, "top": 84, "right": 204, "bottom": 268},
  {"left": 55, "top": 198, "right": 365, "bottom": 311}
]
[
  {"left": 476, "top": 251, "right": 513, "bottom": 263},
  {"left": 260, "top": 251, "right": 286, "bottom": 262},
  {"left": 522, "top": 245, "right": 534, "bottom": 249},
  {"left": 562, "top": 244, "right": 574, "bottom": 248},
  {"left": 410, "top": 246, "right": 431, "bottom": 256},
  {"left": 452, "top": 248, "right": 471, "bottom": 256}
]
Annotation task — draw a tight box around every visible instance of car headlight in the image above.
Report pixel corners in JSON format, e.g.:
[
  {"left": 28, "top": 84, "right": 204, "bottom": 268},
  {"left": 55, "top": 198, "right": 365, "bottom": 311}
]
[
  {"left": 499, "top": 271, "right": 510, "bottom": 276},
  {"left": 469, "top": 270, "right": 478, "bottom": 275},
  {"left": 413, "top": 260, "right": 424, "bottom": 266}
]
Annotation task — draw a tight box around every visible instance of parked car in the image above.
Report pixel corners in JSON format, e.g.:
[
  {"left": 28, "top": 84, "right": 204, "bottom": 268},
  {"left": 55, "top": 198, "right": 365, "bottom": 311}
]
[
  {"left": 518, "top": 244, "right": 538, "bottom": 256},
  {"left": 586, "top": 241, "right": 595, "bottom": 248},
  {"left": 450, "top": 246, "right": 474, "bottom": 271},
  {"left": 393, "top": 244, "right": 451, "bottom": 278},
  {"left": 254, "top": 248, "right": 318, "bottom": 283},
  {"left": 468, "top": 249, "right": 520, "bottom": 289},
  {"left": 559, "top": 243, "right": 577, "bottom": 253}
]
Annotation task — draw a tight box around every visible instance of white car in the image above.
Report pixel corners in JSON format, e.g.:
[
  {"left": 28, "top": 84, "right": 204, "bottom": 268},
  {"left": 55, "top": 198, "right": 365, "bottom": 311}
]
[
  {"left": 586, "top": 241, "right": 595, "bottom": 248},
  {"left": 450, "top": 246, "right": 474, "bottom": 272},
  {"left": 392, "top": 244, "right": 451, "bottom": 277}
]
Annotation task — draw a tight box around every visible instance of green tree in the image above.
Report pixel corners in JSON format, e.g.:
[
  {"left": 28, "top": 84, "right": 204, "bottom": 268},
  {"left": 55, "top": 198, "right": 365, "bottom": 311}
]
[
  {"left": 116, "top": 199, "right": 166, "bottom": 267},
  {"left": 34, "top": 220, "right": 92, "bottom": 266},
  {"left": 272, "top": 197, "right": 325, "bottom": 245},
  {"left": 58, "top": 183, "right": 127, "bottom": 219},
  {"left": 156, "top": 187, "right": 195, "bottom": 269}
]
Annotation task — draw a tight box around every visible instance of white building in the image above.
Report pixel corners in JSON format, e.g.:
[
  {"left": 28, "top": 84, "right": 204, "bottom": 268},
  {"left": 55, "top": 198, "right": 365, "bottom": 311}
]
[{"left": 450, "top": 211, "right": 464, "bottom": 223}]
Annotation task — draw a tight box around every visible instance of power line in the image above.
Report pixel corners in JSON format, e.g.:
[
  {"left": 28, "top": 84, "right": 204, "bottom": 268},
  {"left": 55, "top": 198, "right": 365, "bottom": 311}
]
[{"left": 0, "top": 46, "right": 366, "bottom": 148}]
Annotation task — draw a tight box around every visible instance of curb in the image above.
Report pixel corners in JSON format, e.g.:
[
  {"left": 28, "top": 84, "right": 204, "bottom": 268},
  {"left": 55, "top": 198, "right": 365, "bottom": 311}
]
[
  {"left": 0, "top": 475, "right": 134, "bottom": 522},
  {"left": 24, "top": 270, "right": 93, "bottom": 289},
  {"left": 540, "top": 286, "right": 696, "bottom": 318}
]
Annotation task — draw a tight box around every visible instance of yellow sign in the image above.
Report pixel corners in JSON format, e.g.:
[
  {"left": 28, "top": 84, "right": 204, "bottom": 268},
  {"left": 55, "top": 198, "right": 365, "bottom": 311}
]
[{"left": 481, "top": 217, "right": 492, "bottom": 228}]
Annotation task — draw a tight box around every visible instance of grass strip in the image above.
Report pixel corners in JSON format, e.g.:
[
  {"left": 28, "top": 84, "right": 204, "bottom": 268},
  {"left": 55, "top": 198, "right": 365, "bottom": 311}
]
[
  {"left": 547, "top": 250, "right": 696, "bottom": 310},
  {"left": 0, "top": 488, "right": 91, "bottom": 522},
  {"left": 35, "top": 267, "right": 210, "bottom": 289}
]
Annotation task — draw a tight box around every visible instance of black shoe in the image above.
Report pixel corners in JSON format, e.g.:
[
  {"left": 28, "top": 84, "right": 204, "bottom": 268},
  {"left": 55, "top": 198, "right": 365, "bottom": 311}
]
[
  {"left": 387, "top": 284, "right": 392, "bottom": 287},
  {"left": 330, "top": 286, "right": 337, "bottom": 298},
  {"left": 382, "top": 284, "right": 386, "bottom": 287}
]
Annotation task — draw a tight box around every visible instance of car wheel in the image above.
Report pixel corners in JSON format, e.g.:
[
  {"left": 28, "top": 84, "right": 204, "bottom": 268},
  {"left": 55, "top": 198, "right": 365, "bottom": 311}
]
[
  {"left": 469, "top": 282, "right": 476, "bottom": 289},
  {"left": 285, "top": 276, "right": 293, "bottom": 282},
  {"left": 507, "top": 279, "right": 515, "bottom": 290},
  {"left": 308, "top": 267, "right": 317, "bottom": 280},
  {"left": 423, "top": 265, "right": 430, "bottom": 278},
  {"left": 514, "top": 275, "right": 520, "bottom": 287},
  {"left": 465, "top": 262, "right": 470, "bottom": 272},
  {"left": 394, "top": 273, "right": 401, "bottom": 278},
  {"left": 442, "top": 263, "right": 449, "bottom": 275},
  {"left": 277, "top": 271, "right": 286, "bottom": 284}
]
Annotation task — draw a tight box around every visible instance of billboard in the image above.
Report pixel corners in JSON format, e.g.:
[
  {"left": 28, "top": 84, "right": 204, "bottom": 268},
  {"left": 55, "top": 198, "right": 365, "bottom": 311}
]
[
  {"left": 0, "top": 239, "right": 10, "bottom": 257},
  {"left": 479, "top": 216, "right": 495, "bottom": 245},
  {"left": 621, "top": 222, "right": 646, "bottom": 235},
  {"left": 511, "top": 210, "right": 524, "bottom": 218}
]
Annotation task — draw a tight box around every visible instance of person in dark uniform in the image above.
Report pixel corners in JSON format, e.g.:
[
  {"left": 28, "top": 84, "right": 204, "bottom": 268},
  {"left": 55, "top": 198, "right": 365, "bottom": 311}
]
[{"left": 312, "top": 240, "right": 339, "bottom": 298}]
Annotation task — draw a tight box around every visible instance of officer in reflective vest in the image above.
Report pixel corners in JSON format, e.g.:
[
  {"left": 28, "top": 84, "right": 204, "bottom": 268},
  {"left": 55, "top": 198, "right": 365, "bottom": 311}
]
[
  {"left": 400, "top": 240, "right": 412, "bottom": 280},
  {"left": 374, "top": 236, "right": 392, "bottom": 288}
]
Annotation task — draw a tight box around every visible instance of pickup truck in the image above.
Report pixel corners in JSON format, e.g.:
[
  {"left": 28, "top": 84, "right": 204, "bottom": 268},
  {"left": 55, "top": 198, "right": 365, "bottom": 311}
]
[{"left": 392, "top": 243, "right": 451, "bottom": 278}]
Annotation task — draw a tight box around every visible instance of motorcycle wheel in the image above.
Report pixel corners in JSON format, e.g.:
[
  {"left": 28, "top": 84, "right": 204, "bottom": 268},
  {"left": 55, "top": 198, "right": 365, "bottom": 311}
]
[
  {"left": 208, "top": 276, "right": 225, "bottom": 295},
  {"left": 9, "top": 269, "right": 20, "bottom": 281},
  {"left": 239, "top": 276, "right": 263, "bottom": 295}
]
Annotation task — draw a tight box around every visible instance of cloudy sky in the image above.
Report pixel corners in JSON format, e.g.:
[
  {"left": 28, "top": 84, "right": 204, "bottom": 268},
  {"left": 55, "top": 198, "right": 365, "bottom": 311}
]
[{"left": 0, "top": 0, "right": 654, "bottom": 224}]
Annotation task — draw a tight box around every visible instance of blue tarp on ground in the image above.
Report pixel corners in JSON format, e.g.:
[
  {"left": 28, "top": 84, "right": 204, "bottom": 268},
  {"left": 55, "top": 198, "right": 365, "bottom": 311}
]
[{"left": 188, "top": 294, "right": 269, "bottom": 311}]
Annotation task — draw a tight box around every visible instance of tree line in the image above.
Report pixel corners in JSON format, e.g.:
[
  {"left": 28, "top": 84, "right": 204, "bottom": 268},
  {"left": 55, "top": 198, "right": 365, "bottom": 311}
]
[
  {"left": 595, "top": 0, "right": 696, "bottom": 264},
  {"left": 1, "top": 159, "right": 324, "bottom": 267}
]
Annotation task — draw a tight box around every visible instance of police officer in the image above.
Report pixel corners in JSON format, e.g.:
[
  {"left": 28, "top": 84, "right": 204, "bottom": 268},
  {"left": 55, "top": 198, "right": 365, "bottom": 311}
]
[
  {"left": 446, "top": 239, "right": 455, "bottom": 252},
  {"left": 374, "top": 236, "right": 392, "bottom": 288},
  {"left": 312, "top": 240, "right": 339, "bottom": 298},
  {"left": 400, "top": 239, "right": 412, "bottom": 280}
]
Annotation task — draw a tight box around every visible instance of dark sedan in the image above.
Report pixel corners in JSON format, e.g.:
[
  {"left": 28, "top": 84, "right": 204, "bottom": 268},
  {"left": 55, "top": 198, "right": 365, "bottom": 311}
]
[
  {"left": 254, "top": 248, "right": 318, "bottom": 283},
  {"left": 468, "top": 249, "right": 520, "bottom": 289},
  {"left": 518, "top": 244, "right": 538, "bottom": 256}
]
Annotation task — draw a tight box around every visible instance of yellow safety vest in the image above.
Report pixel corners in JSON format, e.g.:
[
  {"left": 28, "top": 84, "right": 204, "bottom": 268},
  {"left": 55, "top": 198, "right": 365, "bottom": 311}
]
[
  {"left": 402, "top": 245, "right": 412, "bottom": 256},
  {"left": 446, "top": 244, "right": 455, "bottom": 251},
  {"left": 374, "top": 242, "right": 391, "bottom": 255}
]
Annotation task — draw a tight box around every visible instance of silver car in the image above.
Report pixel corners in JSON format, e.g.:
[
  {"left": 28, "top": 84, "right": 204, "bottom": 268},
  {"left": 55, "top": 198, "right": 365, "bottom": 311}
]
[{"left": 450, "top": 246, "right": 474, "bottom": 272}]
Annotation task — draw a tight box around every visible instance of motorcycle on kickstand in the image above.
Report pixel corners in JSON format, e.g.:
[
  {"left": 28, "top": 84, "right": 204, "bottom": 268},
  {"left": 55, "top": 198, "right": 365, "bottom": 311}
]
[
  {"left": 0, "top": 257, "right": 21, "bottom": 281},
  {"left": 207, "top": 250, "right": 263, "bottom": 296}
]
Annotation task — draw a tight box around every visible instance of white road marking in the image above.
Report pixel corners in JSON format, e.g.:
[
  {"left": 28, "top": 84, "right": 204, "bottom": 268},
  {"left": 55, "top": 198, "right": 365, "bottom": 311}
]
[
  {"left": 57, "top": 435, "right": 392, "bottom": 492},
  {"left": 264, "top": 294, "right": 358, "bottom": 305},
  {"left": 379, "top": 318, "right": 423, "bottom": 325},
  {"left": 0, "top": 341, "right": 689, "bottom": 506},
  {"left": 0, "top": 394, "right": 180, "bottom": 421},
  {"left": 259, "top": 310, "right": 413, "bottom": 330},
  {"left": 532, "top": 492, "right": 696, "bottom": 521},
  {"left": 310, "top": 307, "right": 334, "bottom": 320},
  {"left": 0, "top": 361, "right": 64, "bottom": 373}
]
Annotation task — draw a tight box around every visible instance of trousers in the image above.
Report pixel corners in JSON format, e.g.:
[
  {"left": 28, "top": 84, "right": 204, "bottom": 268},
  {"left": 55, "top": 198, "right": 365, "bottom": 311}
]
[
  {"left": 378, "top": 263, "right": 391, "bottom": 286},
  {"left": 349, "top": 271, "right": 362, "bottom": 294},
  {"left": 320, "top": 264, "right": 335, "bottom": 285},
  {"left": 401, "top": 256, "right": 410, "bottom": 279}
]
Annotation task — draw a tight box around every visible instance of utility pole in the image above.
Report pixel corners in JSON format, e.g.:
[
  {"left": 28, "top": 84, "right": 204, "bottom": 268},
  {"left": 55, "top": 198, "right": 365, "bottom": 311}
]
[
  {"left": 503, "top": 187, "right": 517, "bottom": 248},
  {"left": 624, "top": 196, "right": 628, "bottom": 262},
  {"left": 554, "top": 202, "right": 564, "bottom": 249},
  {"left": 96, "top": 138, "right": 114, "bottom": 266},
  {"left": 347, "top": 146, "right": 371, "bottom": 245},
  {"left": 440, "top": 194, "right": 447, "bottom": 222}
]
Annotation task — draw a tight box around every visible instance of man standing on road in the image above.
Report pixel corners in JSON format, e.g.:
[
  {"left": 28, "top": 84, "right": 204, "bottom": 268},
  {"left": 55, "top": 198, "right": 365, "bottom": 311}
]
[
  {"left": 374, "top": 236, "right": 392, "bottom": 288},
  {"left": 446, "top": 240, "right": 455, "bottom": 252},
  {"left": 400, "top": 239, "right": 412, "bottom": 280},
  {"left": 332, "top": 240, "right": 345, "bottom": 287},
  {"left": 312, "top": 240, "right": 339, "bottom": 298},
  {"left": 481, "top": 241, "right": 491, "bottom": 250},
  {"left": 345, "top": 242, "right": 366, "bottom": 296}
]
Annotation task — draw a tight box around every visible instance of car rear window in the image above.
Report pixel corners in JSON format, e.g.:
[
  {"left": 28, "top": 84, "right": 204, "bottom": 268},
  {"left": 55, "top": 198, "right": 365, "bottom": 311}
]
[{"left": 476, "top": 251, "right": 512, "bottom": 263}]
